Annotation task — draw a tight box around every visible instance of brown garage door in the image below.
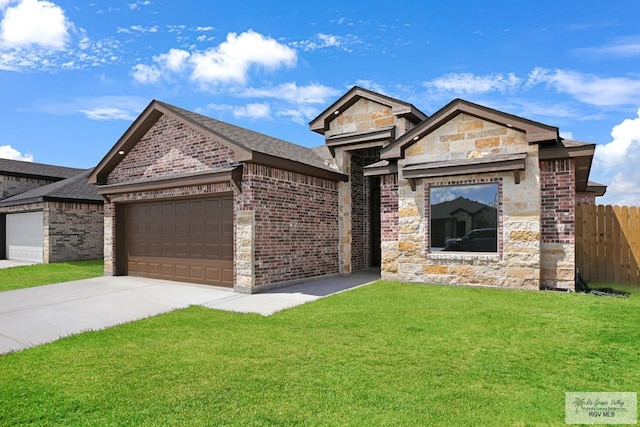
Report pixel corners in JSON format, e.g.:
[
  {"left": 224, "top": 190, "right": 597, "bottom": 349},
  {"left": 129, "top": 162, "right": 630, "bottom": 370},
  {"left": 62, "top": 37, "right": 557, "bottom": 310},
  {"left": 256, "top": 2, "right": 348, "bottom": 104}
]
[{"left": 125, "top": 196, "right": 233, "bottom": 287}]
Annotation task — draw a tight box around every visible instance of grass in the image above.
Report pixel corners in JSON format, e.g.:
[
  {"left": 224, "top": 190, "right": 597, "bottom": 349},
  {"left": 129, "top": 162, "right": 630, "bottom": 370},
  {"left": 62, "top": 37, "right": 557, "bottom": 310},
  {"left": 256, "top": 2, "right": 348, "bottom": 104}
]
[
  {"left": 0, "top": 259, "right": 104, "bottom": 292},
  {"left": 1, "top": 281, "right": 639, "bottom": 426}
]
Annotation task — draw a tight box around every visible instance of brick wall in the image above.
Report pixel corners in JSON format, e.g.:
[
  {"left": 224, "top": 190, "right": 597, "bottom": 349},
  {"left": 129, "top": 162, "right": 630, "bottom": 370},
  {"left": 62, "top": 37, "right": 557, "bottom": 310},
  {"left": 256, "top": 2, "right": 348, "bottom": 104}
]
[
  {"left": 0, "top": 175, "right": 55, "bottom": 200},
  {"left": 539, "top": 159, "right": 576, "bottom": 288},
  {"left": 576, "top": 191, "right": 596, "bottom": 205},
  {"left": 350, "top": 149, "right": 380, "bottom": 271},
  {"left": 380, "top": 174, "right": 399, "bottom": 276},
  {"left": 108, "top": 115, "right": 235, "bottom": 185},
  {"left": 45, "top": 202, "right": 104, "bottom": 262},
  {"left": 237, "top": 163, "right": 340, "bottom": 290},
  {"left": 540, "top": 159, "right": 575, "bottom": 244}
]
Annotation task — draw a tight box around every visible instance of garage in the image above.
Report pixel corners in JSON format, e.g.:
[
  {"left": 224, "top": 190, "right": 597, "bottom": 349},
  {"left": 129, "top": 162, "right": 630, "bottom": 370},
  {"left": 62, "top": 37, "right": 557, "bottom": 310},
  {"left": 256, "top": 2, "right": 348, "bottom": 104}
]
[
  {"left": 6, "top": 211, "right": 44, "bottom": 263},
  {"left": 125, "top": 196, "right": 234, "bottom": 287}
]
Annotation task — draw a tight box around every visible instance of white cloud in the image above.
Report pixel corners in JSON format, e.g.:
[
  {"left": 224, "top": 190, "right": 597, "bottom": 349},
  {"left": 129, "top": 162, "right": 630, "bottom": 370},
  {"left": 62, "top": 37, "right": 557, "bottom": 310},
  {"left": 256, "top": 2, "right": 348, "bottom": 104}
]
[
  {"left": 592, "top": 109, "right": 640, "bottom": 206},
  {"left": 155, "top": 48, "right": 189, "bottom": 72},
  {"left": 0, "top": 0, "right": 69, "bottom": 49},
  {"left": 128, "top": 1, "right": 151, "bottom": 10},
  {"left": 425, "top": 72, "right": 522, "bottom": 94},
  {"left": 132, "top": 63, "right": 161, "bottom": 84},
  {"left": 577, "top": 36, "right": 640, "bottom": 58},
  {"left": 559, "top": 131, "right": 574, "bottom": 140},
  {"left": 291, "top": 32, "right": 360, "bottom": 52},
  {"left": 594, "top": 108, "right": 640, "bottom": 167},
  {"left": 133, "top": 30, "right": 297, "bottom": 86},
  {"left": 276, "top": 105, "right": 321, "bottom": 125},
  {"left": 232, "top": 103, "right": 270, "bottom": 119},
  {"left": 0, "top": 144, "right": 33, "bottom": 161},
  {"left": 80, "top": 107, "right": 135, "bottom": 121},
  {"left": 526, "top": 67, "right": 640, "bottom": 106},
  {"left": 240, "top": 82, "right": 339, "bottom": 104},
  {"left": 36, "top": 96, "right": 147, "bottom": 121},
  {"left": 190, "top": 30, "right": 296, "bottom": 85}
]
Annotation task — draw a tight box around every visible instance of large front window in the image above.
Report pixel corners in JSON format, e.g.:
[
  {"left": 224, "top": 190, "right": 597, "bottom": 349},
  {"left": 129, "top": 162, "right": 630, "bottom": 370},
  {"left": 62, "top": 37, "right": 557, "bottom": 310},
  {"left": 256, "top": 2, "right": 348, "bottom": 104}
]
[{"left": 430, "top": 183, "right": 498, "bottom": 252}]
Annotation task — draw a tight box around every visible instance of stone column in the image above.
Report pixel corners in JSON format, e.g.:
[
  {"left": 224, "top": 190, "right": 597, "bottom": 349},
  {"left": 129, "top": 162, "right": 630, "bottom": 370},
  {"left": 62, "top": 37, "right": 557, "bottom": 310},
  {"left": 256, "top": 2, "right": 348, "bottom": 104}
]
[
  {"left": 234, "top": 209, "right": 255, "bottom": 293},
  {"left": 335, "top": 149, "right": 352, "bottom": 275}
]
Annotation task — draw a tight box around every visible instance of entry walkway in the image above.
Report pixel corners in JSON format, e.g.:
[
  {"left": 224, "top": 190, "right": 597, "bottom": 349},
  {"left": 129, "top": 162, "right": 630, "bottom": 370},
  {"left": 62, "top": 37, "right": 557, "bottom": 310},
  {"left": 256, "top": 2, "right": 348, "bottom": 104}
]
[{"left": 0, "top": 271, "right": 379, "bottom": 355}]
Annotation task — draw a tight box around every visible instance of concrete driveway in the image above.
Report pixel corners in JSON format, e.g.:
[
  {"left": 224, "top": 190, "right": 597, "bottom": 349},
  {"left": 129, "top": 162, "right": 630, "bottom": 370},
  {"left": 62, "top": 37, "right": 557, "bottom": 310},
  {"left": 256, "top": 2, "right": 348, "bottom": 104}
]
[{"left": 0, "top": 271, "right": 379, "bottom": 355}]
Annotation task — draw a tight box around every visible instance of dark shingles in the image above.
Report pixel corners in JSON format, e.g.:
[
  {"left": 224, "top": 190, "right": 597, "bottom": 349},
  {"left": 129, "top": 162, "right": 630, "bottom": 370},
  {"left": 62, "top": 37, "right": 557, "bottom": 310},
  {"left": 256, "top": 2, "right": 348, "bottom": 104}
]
[
  {"left": 157, "top": 101, "right": 334, "bottom": 172},
  {"left": 0, "top": 170, "right": 102, "bottom": 207},
  {"left": 0, "top": 158, "right": 85, "bottom": 180}
]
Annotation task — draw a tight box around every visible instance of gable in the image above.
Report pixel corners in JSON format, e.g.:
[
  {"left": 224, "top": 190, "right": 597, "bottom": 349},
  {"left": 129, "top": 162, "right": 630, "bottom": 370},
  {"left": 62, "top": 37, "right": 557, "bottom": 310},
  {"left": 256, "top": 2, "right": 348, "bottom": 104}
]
[
  {"left": 403, "top": 113, "right": 531, "bottom": 165},
  {"left": 328, "top": 98, "right": 394, "bottom": 137},
  {"left": 381, "top": 98, "right": 558, "bottom": 161},
  {"left": 107, "top": 114, "right": 236, "bottom": 185},
  {"left": 309, "top": 86, "right": 427, "bottom": 137}
]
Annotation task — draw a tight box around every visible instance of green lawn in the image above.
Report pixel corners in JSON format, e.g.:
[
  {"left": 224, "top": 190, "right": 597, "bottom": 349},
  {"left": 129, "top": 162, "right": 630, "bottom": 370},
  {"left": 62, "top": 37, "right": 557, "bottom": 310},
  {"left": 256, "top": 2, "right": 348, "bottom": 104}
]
[
  {"left": 0, "top": 259, "right": 104, "bottom": 292},
  {"left": 0, "top": 281, "right": 638, "bottom": 426}
]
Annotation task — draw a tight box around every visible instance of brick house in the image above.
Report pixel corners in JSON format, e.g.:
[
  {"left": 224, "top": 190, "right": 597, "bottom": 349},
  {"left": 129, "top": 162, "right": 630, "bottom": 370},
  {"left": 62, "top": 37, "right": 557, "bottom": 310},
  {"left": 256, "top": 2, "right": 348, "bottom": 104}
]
[
  {"left": 0, "top": 161, "right": 104, "bottom": 263},
  {"left": 90, "top": 87, "right": 605, "bottom": 292}
]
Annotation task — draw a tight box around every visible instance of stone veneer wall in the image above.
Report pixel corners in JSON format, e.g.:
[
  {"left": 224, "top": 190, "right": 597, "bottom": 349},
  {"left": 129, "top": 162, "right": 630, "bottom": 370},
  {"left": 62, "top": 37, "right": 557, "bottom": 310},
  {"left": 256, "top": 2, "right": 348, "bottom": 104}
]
[
  {"left": 0, "top": 175, "right": 55, "bottom": 200},
  {"left": 539, "top": 159, "right": 576, "bottom": 288},
  {"left": 45, "top": 202, "right": 104, "bottom": 263},
  {"left": 382, "top": 113, "right": 542, "bottom": 289},
  {"left": 235, "top": 163, "right": 339, "bottom": 292},
  {"left": 328, "top": 98, "right": 394, "bottom": 137},
  {"left": 107, "top": 115, "right": 235, "bottom": 185}
]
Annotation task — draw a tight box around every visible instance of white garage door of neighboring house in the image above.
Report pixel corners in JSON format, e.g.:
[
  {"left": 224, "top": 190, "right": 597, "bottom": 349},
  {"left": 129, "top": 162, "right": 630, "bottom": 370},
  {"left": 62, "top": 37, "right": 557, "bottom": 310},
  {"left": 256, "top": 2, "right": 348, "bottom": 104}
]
[{"left": 6, "top": 211, "right": 44, "bottom": 263}]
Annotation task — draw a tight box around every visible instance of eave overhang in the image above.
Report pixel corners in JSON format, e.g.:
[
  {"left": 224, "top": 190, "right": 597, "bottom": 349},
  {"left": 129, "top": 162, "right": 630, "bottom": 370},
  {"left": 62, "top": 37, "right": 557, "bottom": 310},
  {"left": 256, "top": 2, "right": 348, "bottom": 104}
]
[
  {"left": 96, "top": 166, "right": 244, "bottom": 196},
  {"left": 539, "top": 141, "right": 596, "bottom": 192},
  {"left": 401, "top": 153, "right": 527, "bottom": 190},
  {"left": 363, "top": 160, "right": 398, "bottom": 177},
  {"left": 325, "top": 127, "right": 395, "bottom": 156}
]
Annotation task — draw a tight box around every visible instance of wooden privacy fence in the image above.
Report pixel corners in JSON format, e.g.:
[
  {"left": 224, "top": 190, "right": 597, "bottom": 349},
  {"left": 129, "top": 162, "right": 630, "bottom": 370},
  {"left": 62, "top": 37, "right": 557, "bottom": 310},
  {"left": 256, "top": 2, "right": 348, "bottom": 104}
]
[{"left": 576, "top": 204, "right": 640, "bottom": 286}]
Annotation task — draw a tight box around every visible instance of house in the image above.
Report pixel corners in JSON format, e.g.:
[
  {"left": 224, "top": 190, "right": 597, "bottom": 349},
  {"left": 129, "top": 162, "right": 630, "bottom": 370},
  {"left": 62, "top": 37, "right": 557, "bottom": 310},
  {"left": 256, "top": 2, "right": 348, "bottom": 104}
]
[
  {"left": 90, "top": 87, "right": 605, "bottom": 293},
  {"left": 0, "top": 160, "right": 104, "bottom": 263}
]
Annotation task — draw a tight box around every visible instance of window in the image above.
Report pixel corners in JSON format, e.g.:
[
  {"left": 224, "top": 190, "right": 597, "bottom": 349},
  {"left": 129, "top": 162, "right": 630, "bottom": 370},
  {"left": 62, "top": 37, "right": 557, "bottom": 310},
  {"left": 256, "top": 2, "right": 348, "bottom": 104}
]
[{"left": 429, "top": 183, "right": 498, "bottom": 252}]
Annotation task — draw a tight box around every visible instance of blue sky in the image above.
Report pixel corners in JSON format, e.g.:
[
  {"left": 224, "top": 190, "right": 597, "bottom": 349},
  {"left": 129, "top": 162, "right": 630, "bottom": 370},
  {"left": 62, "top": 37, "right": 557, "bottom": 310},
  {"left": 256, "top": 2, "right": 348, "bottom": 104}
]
[{"left": 0, "top": 1, "right": 639, "bottom": 205}]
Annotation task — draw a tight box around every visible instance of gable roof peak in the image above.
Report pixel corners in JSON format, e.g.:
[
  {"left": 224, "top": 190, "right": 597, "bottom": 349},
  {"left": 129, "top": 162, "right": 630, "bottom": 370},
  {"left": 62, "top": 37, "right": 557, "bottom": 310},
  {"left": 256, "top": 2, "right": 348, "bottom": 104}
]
[
  {"left": 309, "top": 86, "right": 428, "bottom": 135},
  {"left": 381, "top": 97, "right": 560, "bottom": 160}
]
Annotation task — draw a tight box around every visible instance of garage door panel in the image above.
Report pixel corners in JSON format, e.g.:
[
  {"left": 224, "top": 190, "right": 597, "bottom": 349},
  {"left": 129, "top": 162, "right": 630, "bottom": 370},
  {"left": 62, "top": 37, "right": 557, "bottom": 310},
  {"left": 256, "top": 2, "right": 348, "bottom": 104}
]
[
  {"left": 6, "top": 212, "right": 44, "bottom": 263},
  {"left": 205, "top": 243, "right": 221, "bottom": 258},
  {"left": 126, "top": 195, "right": 233, "bottom": 287}
]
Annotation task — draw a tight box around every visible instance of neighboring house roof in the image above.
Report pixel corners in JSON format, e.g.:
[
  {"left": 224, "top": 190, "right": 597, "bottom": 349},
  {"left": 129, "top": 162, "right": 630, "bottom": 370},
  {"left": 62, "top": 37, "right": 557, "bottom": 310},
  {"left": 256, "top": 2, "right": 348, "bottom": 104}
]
[
  {"left": 381, "top": 98, "right": 560, "bottom": 160},
  {"left": 0, "top": 169, "right": 103, "bottom": 207},
  {"left": 0, "top": 158, "right": 85, "bottom": 181},
  {"left": 431, "top": 197, "right": 495, "bottom": 220},
  {"left": 89, "top": 100, "right": 347, "bottom": 185},
  {"left": 309, "top": 86, "right": 428, "bottom": 135}
]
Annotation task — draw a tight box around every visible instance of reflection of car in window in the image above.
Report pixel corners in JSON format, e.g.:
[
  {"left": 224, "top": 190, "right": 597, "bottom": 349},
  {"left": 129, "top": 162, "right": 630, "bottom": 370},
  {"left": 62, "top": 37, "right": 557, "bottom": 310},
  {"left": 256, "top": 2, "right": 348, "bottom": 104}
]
[{"left": 443, "top": 228, "right": 497, "bottom": 252}]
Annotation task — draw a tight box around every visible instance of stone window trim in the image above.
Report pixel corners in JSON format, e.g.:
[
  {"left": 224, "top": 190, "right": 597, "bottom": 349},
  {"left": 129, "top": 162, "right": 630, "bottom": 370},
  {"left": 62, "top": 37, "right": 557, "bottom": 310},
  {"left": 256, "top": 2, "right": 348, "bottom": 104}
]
[
  {"left": 402, "top": 152, "right": 526, "bottom": 191},
  {"left": 424, "top": 177, "right": 504, "bottom": 260}
]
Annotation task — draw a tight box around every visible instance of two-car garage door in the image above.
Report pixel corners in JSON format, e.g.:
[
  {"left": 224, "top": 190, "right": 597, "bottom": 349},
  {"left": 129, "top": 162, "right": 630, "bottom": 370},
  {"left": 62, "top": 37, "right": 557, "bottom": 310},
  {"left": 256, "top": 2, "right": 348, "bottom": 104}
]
[{"left": 125, "top": 196, "right": 234, "bottom": 287}]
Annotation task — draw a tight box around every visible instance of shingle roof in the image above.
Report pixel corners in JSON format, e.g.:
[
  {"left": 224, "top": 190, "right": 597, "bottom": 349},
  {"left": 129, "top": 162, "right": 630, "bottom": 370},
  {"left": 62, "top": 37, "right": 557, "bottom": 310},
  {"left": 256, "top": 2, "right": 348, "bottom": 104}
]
[
  {"left": 431, "top": 197, "right": 495, "bottom": 220},
  {"left": 157, "top": 101, "right": 336, "bottom": 173},
  {"left": 0, "top": 169, "right": 102, "bottom": 207},
  {"left": 0, "top": 158, "right": 85, "bottom": 180}
]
